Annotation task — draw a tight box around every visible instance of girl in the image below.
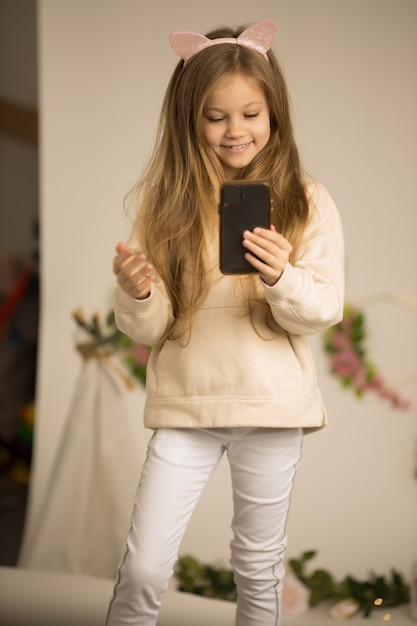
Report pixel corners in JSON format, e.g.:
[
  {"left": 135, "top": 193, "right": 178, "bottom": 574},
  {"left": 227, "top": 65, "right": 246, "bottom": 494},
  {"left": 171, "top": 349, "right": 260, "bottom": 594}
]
[{"left": 107, "top": 19, "right": 344, "bottom": 626}]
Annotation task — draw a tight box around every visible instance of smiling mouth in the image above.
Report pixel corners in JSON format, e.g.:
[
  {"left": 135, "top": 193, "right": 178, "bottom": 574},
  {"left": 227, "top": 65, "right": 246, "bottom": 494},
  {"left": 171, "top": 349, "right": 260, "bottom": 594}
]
[{"left": 222, "top": 142, "right": 251, "bottom": 151}]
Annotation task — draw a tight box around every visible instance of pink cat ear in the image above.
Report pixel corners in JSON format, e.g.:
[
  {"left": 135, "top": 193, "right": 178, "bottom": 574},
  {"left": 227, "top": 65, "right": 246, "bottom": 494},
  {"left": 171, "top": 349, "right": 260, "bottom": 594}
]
[
  {"left": 169, "top": 19, "right": 278, "bottom": 64},
  {"left": 237, "top": 20, "right": 278, "bottom": 57},
  {"left": 169, "top": 31, "right": 212, "bottom": 62}
]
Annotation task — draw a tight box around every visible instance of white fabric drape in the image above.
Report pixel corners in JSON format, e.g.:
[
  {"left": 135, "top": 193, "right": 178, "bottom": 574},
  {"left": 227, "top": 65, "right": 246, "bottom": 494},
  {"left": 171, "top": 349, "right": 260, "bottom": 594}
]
[{"left": 19, "top": 353, "right": 144, "bottom": 578}]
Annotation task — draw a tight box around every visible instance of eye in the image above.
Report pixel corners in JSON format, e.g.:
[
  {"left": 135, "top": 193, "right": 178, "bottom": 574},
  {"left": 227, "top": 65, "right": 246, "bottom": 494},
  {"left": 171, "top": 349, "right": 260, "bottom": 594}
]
[
  {"left": 206, "top": 116, "right": 225, "bottom": 123},
  {"left": 244, "top": 112, "right": 259, "bottom": 119}
]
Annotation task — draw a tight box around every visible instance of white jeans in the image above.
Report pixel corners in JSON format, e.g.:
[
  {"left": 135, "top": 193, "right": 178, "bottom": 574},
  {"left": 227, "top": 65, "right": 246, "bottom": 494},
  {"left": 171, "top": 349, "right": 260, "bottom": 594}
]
[{"left": 106, "top": 427, "right": 303, "bottom": 626}]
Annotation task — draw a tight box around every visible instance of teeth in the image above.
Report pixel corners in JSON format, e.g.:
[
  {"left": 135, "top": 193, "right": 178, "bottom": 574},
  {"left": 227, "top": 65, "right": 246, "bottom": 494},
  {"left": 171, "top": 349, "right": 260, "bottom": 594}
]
[{"left": 228, "top": 144, "right": 246, "bottom": 150}]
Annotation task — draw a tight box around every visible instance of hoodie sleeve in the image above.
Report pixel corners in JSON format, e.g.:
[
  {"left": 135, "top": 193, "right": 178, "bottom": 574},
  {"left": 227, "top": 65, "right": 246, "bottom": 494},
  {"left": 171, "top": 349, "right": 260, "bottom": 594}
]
[
  {"left": 114, "top": 282, "right": 174, "bottom": 346},
  {"left": 263, "top": 182, "right": 345, "bottom": 335},
  {"left": 113, "top": 236, "right": 174, "bottom": 346}
]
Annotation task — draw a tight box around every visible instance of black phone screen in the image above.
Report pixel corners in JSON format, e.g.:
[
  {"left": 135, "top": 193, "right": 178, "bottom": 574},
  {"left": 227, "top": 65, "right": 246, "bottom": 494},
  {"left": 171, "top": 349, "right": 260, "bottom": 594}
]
[{"left": 219, "top": 181, "right": 271, "bottom": 274}]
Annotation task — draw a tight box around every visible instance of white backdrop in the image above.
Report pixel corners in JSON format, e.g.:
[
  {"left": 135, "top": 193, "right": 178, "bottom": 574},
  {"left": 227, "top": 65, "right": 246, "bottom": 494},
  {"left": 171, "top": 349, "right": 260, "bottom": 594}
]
[{"left": 20, "top": 0, "right": 417, "bottom": 582}]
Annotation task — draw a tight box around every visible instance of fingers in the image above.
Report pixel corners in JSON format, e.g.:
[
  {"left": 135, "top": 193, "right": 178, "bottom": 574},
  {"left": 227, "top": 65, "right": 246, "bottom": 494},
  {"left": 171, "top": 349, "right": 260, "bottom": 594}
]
[
  {"left": 113, "top": 243, "right": 154, "bottom": 300},
  {"left": 116, "top": 241, "right": 127, "bottom": 254},
  {"left": 242, "top": 227, "right": 292, "bottom": 286}
]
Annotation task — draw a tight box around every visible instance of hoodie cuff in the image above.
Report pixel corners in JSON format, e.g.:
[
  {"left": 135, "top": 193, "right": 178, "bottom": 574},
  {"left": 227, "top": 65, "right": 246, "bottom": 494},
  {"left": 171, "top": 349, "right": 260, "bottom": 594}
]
[
  {"left": 260, "top": 263, "right": 306, "bottom": 304},
  {"left": 114, "top": 284, "right": 160, "bottom": 319}
]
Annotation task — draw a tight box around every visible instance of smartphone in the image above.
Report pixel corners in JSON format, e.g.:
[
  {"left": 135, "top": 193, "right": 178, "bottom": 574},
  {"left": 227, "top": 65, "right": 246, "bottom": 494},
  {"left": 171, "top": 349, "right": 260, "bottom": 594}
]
[{"left": 219, "top": 181, "right": 271, "bottom": 274}]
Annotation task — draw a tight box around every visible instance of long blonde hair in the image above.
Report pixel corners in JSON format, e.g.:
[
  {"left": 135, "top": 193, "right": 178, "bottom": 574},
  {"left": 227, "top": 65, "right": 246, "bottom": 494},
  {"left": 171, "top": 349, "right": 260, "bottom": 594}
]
[{"left": 126, "top": 24, "right": 310, "bottom": 341}]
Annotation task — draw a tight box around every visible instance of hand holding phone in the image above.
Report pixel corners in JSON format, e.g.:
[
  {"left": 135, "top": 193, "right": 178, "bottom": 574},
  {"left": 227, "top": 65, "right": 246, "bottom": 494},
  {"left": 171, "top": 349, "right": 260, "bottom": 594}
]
[{"left": 219, "top": 181, "right": 271, "bottom": 275}]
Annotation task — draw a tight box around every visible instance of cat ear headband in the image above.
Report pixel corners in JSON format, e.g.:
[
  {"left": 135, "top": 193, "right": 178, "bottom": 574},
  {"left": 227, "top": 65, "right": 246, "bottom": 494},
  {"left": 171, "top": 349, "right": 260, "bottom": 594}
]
[{"left": 169, "top": 19, "right": 278, "bottom": 64}]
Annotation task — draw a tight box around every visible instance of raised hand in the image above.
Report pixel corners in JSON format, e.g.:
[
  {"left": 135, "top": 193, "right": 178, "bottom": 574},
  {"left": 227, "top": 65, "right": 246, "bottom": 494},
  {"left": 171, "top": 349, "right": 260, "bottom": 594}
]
[{"left": 113, "top": 242, "right": 154, "bottom": 300}]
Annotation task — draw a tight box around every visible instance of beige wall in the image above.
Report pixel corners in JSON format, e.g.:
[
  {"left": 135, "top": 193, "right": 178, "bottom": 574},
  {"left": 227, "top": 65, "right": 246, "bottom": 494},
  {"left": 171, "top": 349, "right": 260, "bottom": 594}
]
[{"left": 24, "top": 0, "right": 417, "bottom": 580}]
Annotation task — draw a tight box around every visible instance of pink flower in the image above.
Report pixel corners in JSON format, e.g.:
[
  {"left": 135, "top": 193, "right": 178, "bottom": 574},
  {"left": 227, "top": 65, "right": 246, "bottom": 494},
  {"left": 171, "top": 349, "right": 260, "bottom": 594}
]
[
  {"left": 329, "top": 331, "right": 351, "bottom": 351},
  {"left": 340, "top": 311, "right": 355, "bottom": 328},
  {"left": 125, "top": 342, "right": 150, "bottom": 366},
  {"left": 371, "top": 372, "right": 384, "bottom": 388},
  {"left": 329, "top": 598, "right": 360, "bottom": 620},
  {"left": 388, "top": 390, "right": 412, "bottom": 410},
  {"left": 353, "top": 366, "right": 371, "bottom": 392},
  {"left": 282, "top": 573, "right": 310, "bottom": 615},
  {"left": 324, "top": 303, "right": 412, "bottom": 411},
  {"left": 331, "top": 350, "right": 361, "bottom": 378}
]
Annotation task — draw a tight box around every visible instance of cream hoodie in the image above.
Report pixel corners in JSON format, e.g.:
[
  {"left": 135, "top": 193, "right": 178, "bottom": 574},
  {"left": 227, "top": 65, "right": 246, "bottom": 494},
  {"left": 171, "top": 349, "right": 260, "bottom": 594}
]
[{"left": 114, "top": 181, "right": 344, "bottom": 431}]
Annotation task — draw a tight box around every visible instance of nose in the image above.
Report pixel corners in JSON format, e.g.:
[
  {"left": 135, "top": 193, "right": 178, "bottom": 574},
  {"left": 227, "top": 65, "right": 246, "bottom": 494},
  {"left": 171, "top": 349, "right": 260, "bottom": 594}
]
[{"left": 225, "top": 116, "right": 245, "bottom": 138}]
